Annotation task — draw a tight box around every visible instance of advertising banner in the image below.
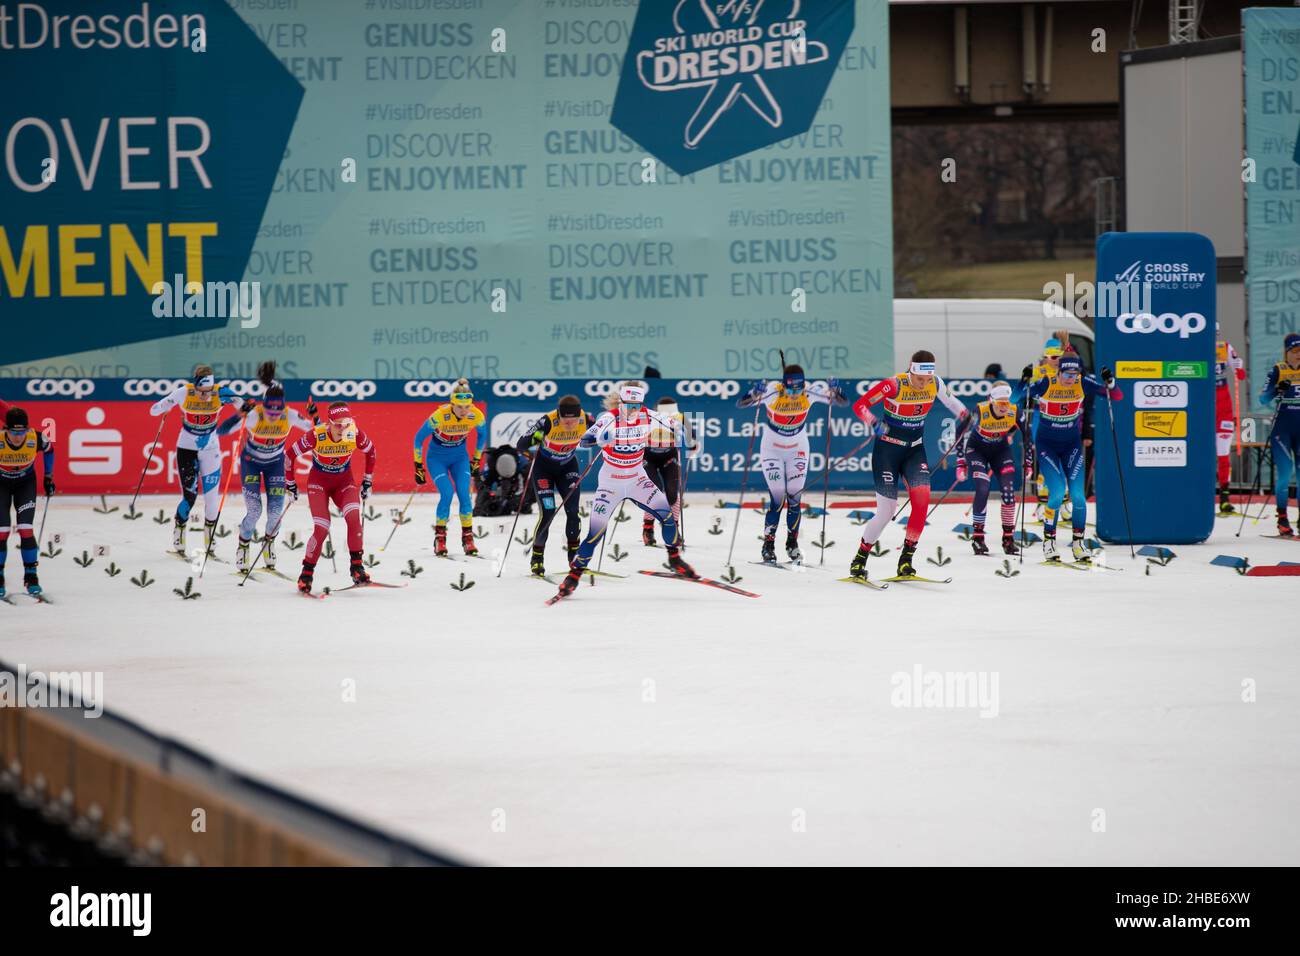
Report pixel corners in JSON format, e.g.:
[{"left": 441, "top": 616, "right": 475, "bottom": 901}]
[
  {"left": 1243, "top": 7, "right": 1300, "bottom": 411},
  {"left": 1, "top": 0, "right": 892, "bottom": 381},
  {"left": 1094, "top": 232, "right": 1217, "bottom": 544},
  {"left": 0, "top": 377, "right": 1011, "bottom": 495}
]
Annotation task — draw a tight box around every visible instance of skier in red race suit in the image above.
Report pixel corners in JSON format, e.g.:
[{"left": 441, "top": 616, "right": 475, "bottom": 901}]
[
  {"left": 1214, "top": 327, "right": 1246, "bottom": 513},
  {"left": 284, "top": 401, "right": 377, "bottom": 593}
]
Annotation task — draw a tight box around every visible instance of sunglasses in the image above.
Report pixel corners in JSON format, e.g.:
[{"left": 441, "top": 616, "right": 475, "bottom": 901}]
[{"left": 452, "top": 392, "right": 474, "bottom": 404}]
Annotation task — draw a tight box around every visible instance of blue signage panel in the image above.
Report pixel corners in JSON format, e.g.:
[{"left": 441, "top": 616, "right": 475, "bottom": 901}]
[{"left": 1094, "top": 232, "right": 1217, "bottom": 544}]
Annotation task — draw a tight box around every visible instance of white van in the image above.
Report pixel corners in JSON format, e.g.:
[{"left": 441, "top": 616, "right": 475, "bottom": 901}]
[{"left": 894, "top": 298, "right": 1095, "bottom": 379}]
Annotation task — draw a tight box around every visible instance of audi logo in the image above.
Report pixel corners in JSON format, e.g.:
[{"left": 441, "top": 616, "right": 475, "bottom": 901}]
[
  {"left": 1141, "top": 384, "right": 1182, "bottom": 397},
  {"left": 676, "top": 380, "right": 741, "bottom": 398},
  {"left": 124, "top": 378, "right": 189, "bottom": 396},
  {"left": 25, "top": 378, "right": 95, "bottom": 399},
  {"left": 492, "top": 381, "right": 557, "bottom": 399},
  {"left": 403, "top": 381, "right": 456, "bottom": 398},
  {"left": 310, "top": 380, "right": 377, "bottom": 399}
]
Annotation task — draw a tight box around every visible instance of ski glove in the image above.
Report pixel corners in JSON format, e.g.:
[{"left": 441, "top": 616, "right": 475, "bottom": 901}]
[
  {"left": 414, "top": 463, "right": 427, "bottom": 485},
  {"left": 361, "top": 477, "right": 372, "bottom": 500}
]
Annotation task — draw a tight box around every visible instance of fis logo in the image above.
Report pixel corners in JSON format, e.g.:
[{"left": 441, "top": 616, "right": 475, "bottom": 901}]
[
  {"left": 310, "top": 380, "right": 377, "bottom": 399},
  {"left": 611, "top": 0, "right": 853, "bottom": 175},
  {"left": 26, "top": 379, "right": 95, "bottom": 399},
  {"left": 1116, "top": 312, "right": 1207, "bottom": 339},
  {"left": 676, "top": 380, "right": 740, "bottom": 398},
  {"left": 492, "top": 381, "right": 557, "bottom": 399}
]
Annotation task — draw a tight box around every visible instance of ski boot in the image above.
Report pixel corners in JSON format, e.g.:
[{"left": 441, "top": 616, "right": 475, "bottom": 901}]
[
  {"left": 1218, "top": 489, "right": 1235, "bottom": 515},
  {"left": 264, "top": 535, "right": 278, "bottom": 570},
  {"left": 24, "top": 571, "right": 41, "bottom": 596},
  {"left": 1070, "top": 533, "right": 1091, "bottom": 564},
  {"left": 642, "top": 515, "right": 657, "bottom": 547},
  {"left": 848, "top": 543, "right": 870, "bottom": 580},
  {"left": 235, "top": 538, "right": 251, "bottom": 571},
  {"left": 895, "top": 542, "right": 917, "bottom": 579},
  {"left": 785, "top": 530, "right": 802, "bottom": 564},
  {"left": 556, "top": 568, "right": 582, "bottom": 598},
  {"left": 349, "top": 551, "right": 370, "bottom": 585},
  {"left": 203, "top": 519, "right": 217, "bottom": 556},
  {"left": 434, "top": 524, "right": 449, "bottom": 556},
  {"left": 530, "top": 548, "right": 546, "bottom": 577},
  {"left": 297, "top": 562, "right": 315, "bottom": 594},
  {"left": 172, "top": 518, "right": 186, "bottom": 554},
  {"left": 461, "top": 526, "right": 479, "bottom": 556},
  {"left": 760, "top": 530, "right": 778, "bottom": 564},
  {"left": 1278, "top": 510, "right": 1295, "bottom": 537},
  {"left": 0, "top": 573, "right": 5, "bottom": 600},
  {"left": 970, "top": 524, "right": 990, "bottom": 556},
  {"left": 1043, "top": 536, "right": 1060, "bottom": 562},
  {"left": 1002, "top": 529, "right": 1020, "bottom": 556},
  {"left": 566, "top": 537, "right": 580, "bottom": 565},
  {"left": 666, "top": 547, "right": 698, "bottom": 579}
]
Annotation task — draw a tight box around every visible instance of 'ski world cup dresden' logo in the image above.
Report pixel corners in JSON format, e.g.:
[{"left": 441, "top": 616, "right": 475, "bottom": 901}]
[{"left": 612, "top": 1, "right": 855, "bottom": 175}]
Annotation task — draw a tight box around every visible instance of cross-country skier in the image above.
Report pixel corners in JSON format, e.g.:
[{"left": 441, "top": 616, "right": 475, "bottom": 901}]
[
  {"left": 956, "top": 381, "right": 1022, "bottom": 555},
  {"left": 642, "top": 395, "right": 699, "bottom": 549},
  {"left": 554, "top": 382, "right": 696, "bottom": 598},
  {"left": 848, "top": 350, "right": 969, "bottom": 580},
  {"left": 148, "top": 365, "right": 241, "bottom": 557},
  {"left": 284, "top": 401, "right": 377, "bottom": 592},
  {"left": 1023, "top": 351, "right": 1121, "bottom": 562},
  {"left": 1212, "top": 325, "right": 1247, "bottom": 513},
  {"left": 737, "top": 364, "right": 847, "bottom": 563},
  {"left": 1259, "top": 332, "right": 1300, "bottom": 536},
  {"left": 0, "top": 407, "right": 55, "bottom": 598},
  {"left": 515, "top": 394, "right": 595, "bottom": 575},
  {"left": 216, "top": 362, "right": 312, "bottom": 571},
  {"left": 413, "top": 378, "right": 486, "bottom": 557}
]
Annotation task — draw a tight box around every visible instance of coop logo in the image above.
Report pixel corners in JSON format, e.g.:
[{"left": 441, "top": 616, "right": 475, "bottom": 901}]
[
  {"left": 584, "top": 380, "right": 621, "bottom": 397},
  {"left": 611, "top": 0, "right": 853, "bottom": 175},
  {"left": 1114, "top": 260, "right": 1206, "bottom": 291},
  {"left": 220, "top": 379, "right": 263, "bottom": 396},
  {"left": 25, "top": 379, "right": 95, "bottom": 399},
  {"left": 676, "top": 379, "right": 740, "bottom": 398},
  {"left": 403, "top": 380, "right": 456, "bottom": 398},
  {"left": 124, "top": 378, "right": 189, "bottom": 397},
  {"left": 310, "top": 380, "right": 377, "bottom": 399},
  {"left": 947, "top": 380, "right": 993, "bottom": 398},
  {"left": 1117, "top": 312, "right": 1207, "bottom": 339},
  {"left": 492, "top": 380, "right": 557, "bottom": 400}
]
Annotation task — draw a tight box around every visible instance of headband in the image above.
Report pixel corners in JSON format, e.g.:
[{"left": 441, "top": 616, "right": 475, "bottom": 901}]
[{"left": 909, "top": 362, "right": 936, "bottom": 375}]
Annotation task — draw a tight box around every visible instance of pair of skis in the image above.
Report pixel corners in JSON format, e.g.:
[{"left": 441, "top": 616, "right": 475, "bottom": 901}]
[
  {"left": 838, "top": 572, "right": 953, "bottom": 591},
  {"left": 1, "top": 590, "right": 52, "bottom": 605},
  {"left": 545, "top": 568, "right": 760, "bottom": 605}
]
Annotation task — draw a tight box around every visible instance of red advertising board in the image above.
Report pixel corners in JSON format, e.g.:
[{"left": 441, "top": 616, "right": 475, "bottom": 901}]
[{"left": 22, "top": 401, "right": 481, "bottom": 495}]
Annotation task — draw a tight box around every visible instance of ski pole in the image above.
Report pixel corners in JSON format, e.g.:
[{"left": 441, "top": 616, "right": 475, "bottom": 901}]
[
  {"left": 381, "top": 488, "right": 418, "bottom": 551},
  {"left": 1018, "top": 410, "right": 1031, "bottom": 565},
  {"left": 36, "top": 494, "right": 51, "bottom": 549},
  {"left": 238, "top": 497, "right": 295, "bottom": 586},
  {"left": 894, "top": 415, "right": 971, "bottom": 527},
  {"left": 725, "top": 401, "right": 763, "bottom": 569},
  {"left": 1237, "top": 414, "right": 1278, "bottom": 536},
  {"left": 1103, "top": 390, "right": 1137, "bottom": 560},
  {"left": 495, "top": 451, "right": 538, "bottom": 577},
  {"left": 128, "top": 410, "right": 169, "bottom": 514},
  {"left": 817, "top": 394, "right": 836, "bottom": 566},
  {"left": 200, "top": 429, "right": 244, "bottom": 579},
  {"left": 597, "top": 499, "right": 625, "bottom": 571}
]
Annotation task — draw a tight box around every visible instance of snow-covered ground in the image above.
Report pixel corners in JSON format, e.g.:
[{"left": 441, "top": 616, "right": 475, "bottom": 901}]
[{"left": 2, "top": 492, "right": 1296, "bottom": 866}]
